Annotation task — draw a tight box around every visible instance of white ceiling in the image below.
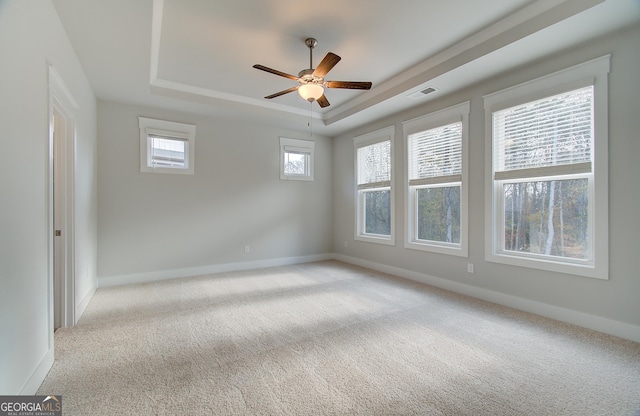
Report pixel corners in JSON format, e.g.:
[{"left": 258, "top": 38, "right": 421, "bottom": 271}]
[{"left": 52, "top": 0, "right": 639, "bottom": 137}]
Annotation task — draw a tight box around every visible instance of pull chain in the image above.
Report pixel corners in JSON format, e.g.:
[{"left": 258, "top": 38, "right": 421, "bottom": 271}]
[{"left": 308, "top": 100, "right": 313, "bottom": 137}]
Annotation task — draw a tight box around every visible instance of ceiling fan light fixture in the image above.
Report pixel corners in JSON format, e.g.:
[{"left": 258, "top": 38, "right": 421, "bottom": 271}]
[
  {"left": 298, "top": 83, "right": 324, "bottom": 101},
  {"left": 253, "top": 37, "right": 371, "bottom": 108}
]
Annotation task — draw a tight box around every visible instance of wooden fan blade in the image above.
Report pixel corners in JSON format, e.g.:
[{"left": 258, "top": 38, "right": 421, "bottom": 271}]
[
  {"left": 326, "top": 81, "right": 372, "bottom": 90},
  {"left": 253, "top": 64, "right": 299, "bottom": 81},
  {"left": 264, "top": 86, "right": 299, "bottom": 99},
  {"left": 313, "top": 53, "right": 341, "bottom": 78},
  {"left": 317, "top": 94, "right": 330, "bottom": 108}
]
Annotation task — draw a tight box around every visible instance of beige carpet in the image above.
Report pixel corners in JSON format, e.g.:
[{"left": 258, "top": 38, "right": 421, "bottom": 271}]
[{"left": 39, "top": 261, "right": 640, "bottom": 415}]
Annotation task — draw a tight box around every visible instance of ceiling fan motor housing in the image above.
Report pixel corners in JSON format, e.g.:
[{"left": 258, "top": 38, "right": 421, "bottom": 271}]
[
  {"left": 252, "top": 37, "right": 372, "bottom": 107},
  {"left": 297, "top": 68, "right": 324, "bottom": 86}
]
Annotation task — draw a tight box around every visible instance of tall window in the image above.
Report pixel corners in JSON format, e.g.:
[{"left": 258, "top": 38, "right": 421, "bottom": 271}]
[
  {"left": 139, "top": 117, "right": 196, "bottom": 175},
  {"left": 484, "top": 55, "right": 609, "bottom": 279},
  {"left": 354, "top": 126, "right": 394, "bottom": 245},
  {"left": 404, "top": 102, "right": 469, "bottom": 256}
]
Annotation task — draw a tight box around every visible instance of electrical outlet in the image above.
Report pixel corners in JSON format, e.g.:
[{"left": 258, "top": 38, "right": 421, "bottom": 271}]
[
  {"left": 344, "top": 240, "right": 348, "bottom": 248},
  {"left": 244, "top": 245, "right": 250, "bottom": 254},
  {"left": 467, "top": 263, "right": 474, "bottom": 273}
]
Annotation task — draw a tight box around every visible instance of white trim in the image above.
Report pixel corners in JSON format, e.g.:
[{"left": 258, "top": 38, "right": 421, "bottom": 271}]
[
  {"left": 76, "top": 282, "right": 98, "bottom": 320},
  {"left": 324, "top": 0, "right": 604, "bottom": 126},
  {"left": 280, "top": 137, "right": 314, "bottom": 181},
  {"left": 403, "top": 102, "right": 469, "bottom": 257},
  {"left": 333, "top": 254, "right": 640, "bottom": 343},
  {"left": 148, "top": 0, "right": 604, "bottom": 128},
  {"left": 357, "top": 180, "right": 392, "bottom": 190},
  {"left": 97, "top": 251, "right": 640, "bottom": 344},
  {"left": 353, "top": 126, "right": 396, "bottom": 245},
  {"left": 48, "top": 68, "right": 78, "bottom": 111},
  {"left": 409, "top": 175, "right": 462, "bottom": 187},
  {"left": 402, "top": 101, "right": 469, "bottom": 135},
  {"left": 353, "top": 125, "right": 395, "bottom": 148},
  {"left": 483, "top": 55, "right": 610, "bottom": 110},
  {"left": 18, "top": 349, "right": 54, "bottom": 395},
  {"left": 148, "top": 0, "right": 320, "bottom": 120},
  {"left": 48, "top": 65, "right": 77, "bottom": 332},
  {"left": 151, "top": 78, "right": 320, "bottom": 119},
  {"left": 98, "top": 253, "right": 333, "bottom": 287},
  {"left": 139, "top": 117, "right": 196, "bottom": 175},
  {"left": 494, "top": 162, "right": 592, "bottom": 181},
  {"left": 149, "top": 0, "right": 164, "bottom": 83},
  {"left": 484, "top": 55, "right": 610, "bottom": 279}
]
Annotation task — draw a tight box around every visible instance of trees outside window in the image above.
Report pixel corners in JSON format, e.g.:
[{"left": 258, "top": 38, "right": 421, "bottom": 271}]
[
  {"left": 502, "top": 179, "right": 588, "bottom": 259},
  {"left": 404, "top": 102, "right": 469, "bottom": 256},
  {"left": 484, "top": 55, "right": 609, "bottom": 279},
  {"left": 364, "top": 189, "right": 391, "bottom": 235},
  {"left": 280, "top": 137, "right": 314, "bottom": 181},
  {"left": 493, "top": 86, "right": 592, "bottom": 261},
  {"left": 354, "top": 126, "right": 395, "bottom": 245}
]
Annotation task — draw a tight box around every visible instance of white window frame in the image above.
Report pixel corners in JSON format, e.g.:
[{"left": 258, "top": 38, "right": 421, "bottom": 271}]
[
  {"left": 403, "top": 102, "right": 469, "bottom": 257},
  {"left": 354, "top": 126, "right": 395, "bottom": 245},
  {"left": 484, "top": 55, "right": 609, "bottom": 279},
  {"left": 139, "top": 117, "right": 196, "bottom": 175},
  {"left": 280, "top": 137, "right": 314, "bottom": 181}
]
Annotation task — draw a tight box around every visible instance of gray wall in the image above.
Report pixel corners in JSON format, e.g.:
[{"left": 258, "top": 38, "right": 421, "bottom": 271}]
[
  {"left": 1, "top": 0, "right": 636, "bottom": 397},
  {"left": 333, "top": 24, "right": 640, "bottom": 328},
  {"left": 0, "top": 0, "right": 98, "bottom": 394},
  {"left": 97, "top": 102, "right": 333, "bottom": 282}
]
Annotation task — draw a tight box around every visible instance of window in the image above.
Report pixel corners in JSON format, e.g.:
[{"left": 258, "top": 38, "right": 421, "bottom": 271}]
[
  {"left": 354, "top": 126, "right": 395, "bottom": 245},
  {"left": 484, "top": 55, "right": 609, "bottom": 279},
  {"left": 139, "top": 117, "right": 196, "bottom": 174},
  {"left": 280, "top": 137, "right": 314, "bottom": 181},
  {"left": 404, "top": 102, "right": 469, "bottom": 256}
]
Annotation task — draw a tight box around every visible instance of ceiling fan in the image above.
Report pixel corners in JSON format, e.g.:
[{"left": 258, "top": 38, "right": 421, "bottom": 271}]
[{"left": 253, "top": 38, "right": 372, "bottom": 108}]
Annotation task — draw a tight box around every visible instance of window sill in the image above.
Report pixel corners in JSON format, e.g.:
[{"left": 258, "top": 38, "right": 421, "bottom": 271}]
[
  {"left": 355, "top": 234, "right": 395, "bottom": 246},
  {"left": 280, "top": 175, "right": 313, "bottom": 181},
  {"left": 405, "top": 241, "right": 467, "bottom": 257},
  {"left": 485, "top": 251, "right": 607, "bottom": 280},
  {"left": 141, "top": 166, "right": 194, "bottom": 175}
]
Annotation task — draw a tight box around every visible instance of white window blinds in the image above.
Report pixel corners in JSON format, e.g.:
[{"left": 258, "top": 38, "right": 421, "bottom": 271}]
[
  {"left": 493, "top": 86, "right": 593, "bottom": 180},
  {"left": 408, "top": 121, "right": 462, "bottom": 186},
  {"left": 149, "top": 135, "right": 187, "bottom": 168},
  {"left": 357, "top": 140, "right": 391, "bottom": 189}
]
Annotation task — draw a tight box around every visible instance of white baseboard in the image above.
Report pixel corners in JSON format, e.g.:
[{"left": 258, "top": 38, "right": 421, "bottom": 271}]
[
  {"left": 19, "top": 347, "right": 54, "bottom": 395},
  {"left": 76, "top": 281, "right": 97, "bottom": 322},
  {"left": 95, "top": 252, "right": 639, "bottom": 343},
  {"left": 334, "top": 254, "right": 640, "bottom": 344},
  {"left": 98, "top": 253, "right": 334, "bottom": 288}
]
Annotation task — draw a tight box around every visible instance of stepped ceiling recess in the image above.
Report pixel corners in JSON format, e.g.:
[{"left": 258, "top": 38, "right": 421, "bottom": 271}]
[{"left": 52, "top": 0, "right": 640, "bottom": 136}]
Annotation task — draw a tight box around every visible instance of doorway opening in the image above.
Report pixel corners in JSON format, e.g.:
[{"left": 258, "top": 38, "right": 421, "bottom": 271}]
[{"left": 49, "top": 66, "right": 77, "bottom": 331}]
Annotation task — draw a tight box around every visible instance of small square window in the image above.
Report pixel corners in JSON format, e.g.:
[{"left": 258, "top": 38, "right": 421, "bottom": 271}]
[
  {"left": 280, "top": 137, "right": 314, "bottom": 181},
  {"left": 284, "top": 150, "right": 310, "bottom": 176},
  {"left": 139, "top": 117, "right": 196, "bottom": 175}
]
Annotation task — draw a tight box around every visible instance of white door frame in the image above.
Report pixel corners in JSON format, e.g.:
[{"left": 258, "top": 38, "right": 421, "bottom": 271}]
[{"left": 48, "top": 66, "right": 77, "bottom": 330}]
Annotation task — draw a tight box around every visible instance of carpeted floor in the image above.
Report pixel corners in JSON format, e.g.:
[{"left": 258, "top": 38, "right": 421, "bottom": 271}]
[{"left": 38, "top": 261, "right": 640, "bottom": 415}]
